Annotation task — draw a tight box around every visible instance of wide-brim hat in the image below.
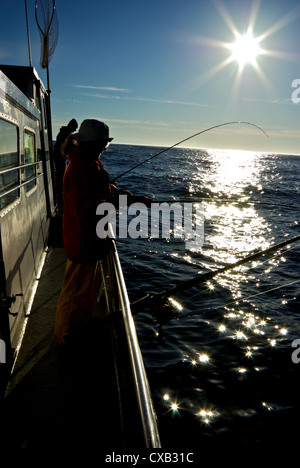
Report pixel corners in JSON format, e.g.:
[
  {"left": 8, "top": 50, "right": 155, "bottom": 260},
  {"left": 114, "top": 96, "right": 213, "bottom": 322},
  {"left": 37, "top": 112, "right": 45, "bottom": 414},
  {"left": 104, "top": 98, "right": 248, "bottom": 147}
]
[{"left": 73, "top": 119, "right": 113, "bottom": 142}]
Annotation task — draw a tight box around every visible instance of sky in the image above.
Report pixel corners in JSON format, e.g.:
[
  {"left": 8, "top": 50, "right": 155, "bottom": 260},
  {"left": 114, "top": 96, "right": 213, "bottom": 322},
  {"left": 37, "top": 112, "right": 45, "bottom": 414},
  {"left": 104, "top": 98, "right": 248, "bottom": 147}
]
[{"left": 1, "top": 0, "right": 300, "bottom": 154}]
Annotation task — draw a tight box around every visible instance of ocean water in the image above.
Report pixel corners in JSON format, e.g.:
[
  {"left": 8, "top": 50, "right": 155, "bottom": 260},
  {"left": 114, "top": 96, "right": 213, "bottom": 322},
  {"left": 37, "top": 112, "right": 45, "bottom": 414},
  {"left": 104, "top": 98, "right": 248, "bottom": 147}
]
[{"left": 102, "top": 144, "right": 300, "bottom": 449}]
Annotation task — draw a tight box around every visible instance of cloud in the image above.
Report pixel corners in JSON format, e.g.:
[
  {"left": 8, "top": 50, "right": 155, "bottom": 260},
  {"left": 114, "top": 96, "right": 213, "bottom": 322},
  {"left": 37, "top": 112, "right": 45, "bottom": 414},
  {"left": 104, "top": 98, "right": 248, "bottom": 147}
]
[
  {"left": 69, "top": 83, "right": 211, "bottom": 107},
  {"left": 81, "top": 92, "right": 209, "bottom": 107},
  {"left": 101, "top": 117, "right": 173, "bottom": 127},
  {"left": 72, "top": 84, "right": 132, "bottom": 93},
  {"left": 269, "top": 128, "right": 300, "bottom": 139},
  {"left": 127, "top": 96, "right": 205, "bottom": 106},
  {"left": 242, "top": 97, "right": 292, "bottom": 105}
]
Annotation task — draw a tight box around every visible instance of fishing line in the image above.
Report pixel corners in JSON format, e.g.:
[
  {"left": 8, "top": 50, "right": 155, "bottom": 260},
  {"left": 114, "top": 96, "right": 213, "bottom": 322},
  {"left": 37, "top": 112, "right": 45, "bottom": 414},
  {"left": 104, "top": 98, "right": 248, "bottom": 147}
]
[
  {"left": 131, "top": 234, "right": 300, "bottom": 312},
  {"left": 151, "top": 242, "right": 300, "bottom": 325},
  {"left": 152, "top": 244, "right": 300, "bottom": 325},
  {"left": 178, "top": 278, "right": 300, "bottom": 320},
  {"left": 190, "top": 239, "right": 300, "bottom": 298},
  {"left": 153, "top": 198, "right": 299, "bottom": 210},
  {"left": 112, "top": 121, "right": 268, "bottom": 182},
  {"left": 186, "top": 241, "right": 300, "bottom": 299},
  {"left": 187, "top": 241, "right": 300, "bottom": 301}
]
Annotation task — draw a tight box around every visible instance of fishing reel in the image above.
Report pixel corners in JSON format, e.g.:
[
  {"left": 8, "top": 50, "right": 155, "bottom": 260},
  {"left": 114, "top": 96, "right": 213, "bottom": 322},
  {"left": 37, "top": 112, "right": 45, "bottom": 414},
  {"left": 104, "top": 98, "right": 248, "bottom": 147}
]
[
  {"left": 132, "top": 293, "right": 182, "bottom": 327},
  {"left": 151, "top": 300, "right": 177, "bottom": 327}
]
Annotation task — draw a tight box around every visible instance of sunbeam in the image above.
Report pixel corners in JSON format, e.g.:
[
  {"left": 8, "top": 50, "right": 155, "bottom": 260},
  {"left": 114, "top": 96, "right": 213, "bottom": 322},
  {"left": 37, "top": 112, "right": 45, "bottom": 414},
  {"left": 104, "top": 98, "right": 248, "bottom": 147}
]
[{"left": 193, "top": 0, "right": 300, "bottom": 93}]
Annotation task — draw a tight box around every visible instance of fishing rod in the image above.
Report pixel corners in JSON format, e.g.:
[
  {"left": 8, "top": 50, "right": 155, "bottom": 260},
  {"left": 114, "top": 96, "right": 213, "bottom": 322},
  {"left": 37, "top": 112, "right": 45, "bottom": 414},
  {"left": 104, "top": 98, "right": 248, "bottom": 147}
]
[
  {"left": 131, "top": 234, "right": 300, "bottom": 313},
  {"left": 112, "top": 121, "right": 269, "bottom": 182}
]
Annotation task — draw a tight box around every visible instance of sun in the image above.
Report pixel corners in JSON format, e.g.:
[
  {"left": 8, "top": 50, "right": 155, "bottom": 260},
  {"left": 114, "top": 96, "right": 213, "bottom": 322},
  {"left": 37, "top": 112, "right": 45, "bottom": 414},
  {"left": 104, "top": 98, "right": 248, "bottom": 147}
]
[
  {"left": 191, "top": 1, "right": 300, "bottom": 97},
  {"left": 228, "top": 30, "right": 262, "bottom": 68}
]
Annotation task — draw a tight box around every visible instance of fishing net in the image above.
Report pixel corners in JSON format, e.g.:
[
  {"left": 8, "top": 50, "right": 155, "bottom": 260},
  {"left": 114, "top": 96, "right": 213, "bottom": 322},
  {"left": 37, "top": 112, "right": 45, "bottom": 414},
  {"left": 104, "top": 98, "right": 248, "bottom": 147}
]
[{"left": 35, "top": 0, "right": 59, "bottom": 69}]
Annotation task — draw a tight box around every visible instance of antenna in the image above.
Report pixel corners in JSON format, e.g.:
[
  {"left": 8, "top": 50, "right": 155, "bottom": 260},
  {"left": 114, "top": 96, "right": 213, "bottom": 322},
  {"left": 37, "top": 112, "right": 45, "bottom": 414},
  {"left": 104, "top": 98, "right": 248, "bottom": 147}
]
[
  {"left": 35, "top": 0, "right": 59, "bottom": 205},
  {"left": 24, "top": 0, "right": 32, "bottom": 67}
]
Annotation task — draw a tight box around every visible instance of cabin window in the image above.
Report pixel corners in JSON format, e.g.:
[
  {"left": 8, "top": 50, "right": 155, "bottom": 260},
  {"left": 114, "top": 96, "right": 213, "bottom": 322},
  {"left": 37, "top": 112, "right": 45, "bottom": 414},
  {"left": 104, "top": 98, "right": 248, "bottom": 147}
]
[
  {"left": 0, "top": 119, "right": 20, "bottom": 210},
  {"left": 24, "top": 130, "right": 36, "bottom": 192}
]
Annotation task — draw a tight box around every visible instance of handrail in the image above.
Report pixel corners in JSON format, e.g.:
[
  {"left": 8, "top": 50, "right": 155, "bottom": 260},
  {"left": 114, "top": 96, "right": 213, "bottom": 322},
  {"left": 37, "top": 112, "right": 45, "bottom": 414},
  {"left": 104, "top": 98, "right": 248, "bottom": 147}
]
[
  {"left": 0, "top": 161, "right": 40, "bottom": 175},
  {"left": 109, "top": 239, "right": 161, "bottom": 448},
  {"left": 0, "top": 172, "right": 44, "bottom": 199}
]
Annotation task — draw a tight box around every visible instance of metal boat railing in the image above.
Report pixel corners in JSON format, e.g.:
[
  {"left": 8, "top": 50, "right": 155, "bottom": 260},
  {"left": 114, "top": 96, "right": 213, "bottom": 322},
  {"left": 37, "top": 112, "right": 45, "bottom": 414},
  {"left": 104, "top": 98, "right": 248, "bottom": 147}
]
[
  {"left": 0, "top": 162, "right": 43, "bottom": 207},
  {"left": 100, "top": 238, "right": 161, "bottom": 448}
]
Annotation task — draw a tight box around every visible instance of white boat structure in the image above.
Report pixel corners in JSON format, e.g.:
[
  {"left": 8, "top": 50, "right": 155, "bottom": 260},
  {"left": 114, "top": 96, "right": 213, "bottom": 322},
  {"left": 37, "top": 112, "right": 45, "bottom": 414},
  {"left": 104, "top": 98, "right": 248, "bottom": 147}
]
[{"left": 0, "top": 65, "right": 160, "bottom": 448}]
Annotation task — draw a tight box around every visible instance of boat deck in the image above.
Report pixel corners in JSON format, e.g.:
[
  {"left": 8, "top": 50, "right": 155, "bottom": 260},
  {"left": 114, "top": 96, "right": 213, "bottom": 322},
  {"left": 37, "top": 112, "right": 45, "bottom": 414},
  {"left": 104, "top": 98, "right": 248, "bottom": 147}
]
[{"left": 1, "top": 219, "right": 145, "bottom": 448}]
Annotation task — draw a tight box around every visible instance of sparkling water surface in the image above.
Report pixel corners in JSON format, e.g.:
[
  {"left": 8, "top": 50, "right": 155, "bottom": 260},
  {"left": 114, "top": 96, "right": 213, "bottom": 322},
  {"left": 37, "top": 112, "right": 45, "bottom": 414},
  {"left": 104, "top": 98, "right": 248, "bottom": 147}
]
[{"left": 103, "top": 144, "right": 300, "bottom": 449}]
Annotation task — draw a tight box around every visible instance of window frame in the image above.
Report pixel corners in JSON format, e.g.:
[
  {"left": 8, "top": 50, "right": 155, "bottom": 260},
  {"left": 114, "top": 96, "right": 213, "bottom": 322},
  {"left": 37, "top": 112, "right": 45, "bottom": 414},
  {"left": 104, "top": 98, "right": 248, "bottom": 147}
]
[
  {"left": 23, "top": 127, "right": 38, "bottom": 195},
  {"left": 0, "top": 117, "right": 20, "bottom": 213}
]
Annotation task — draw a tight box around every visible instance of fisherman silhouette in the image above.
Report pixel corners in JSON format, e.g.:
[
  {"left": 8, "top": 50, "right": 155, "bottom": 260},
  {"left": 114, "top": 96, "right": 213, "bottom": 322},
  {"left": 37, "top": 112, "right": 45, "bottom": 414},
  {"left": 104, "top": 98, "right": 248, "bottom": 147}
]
[{"left": 53, "top": 118, "right": 78, "bottom": 209}]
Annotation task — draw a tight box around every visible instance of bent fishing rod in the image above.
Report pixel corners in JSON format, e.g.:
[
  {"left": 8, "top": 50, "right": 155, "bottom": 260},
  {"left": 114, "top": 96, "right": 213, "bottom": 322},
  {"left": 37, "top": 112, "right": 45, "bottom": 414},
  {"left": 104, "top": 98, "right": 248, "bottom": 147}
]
[
  {"left": 131, "top": 234, "right": 300, "bottom": 313},
  {"left": 112, "top": 121, "right": 268, "bottom": 183}
]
